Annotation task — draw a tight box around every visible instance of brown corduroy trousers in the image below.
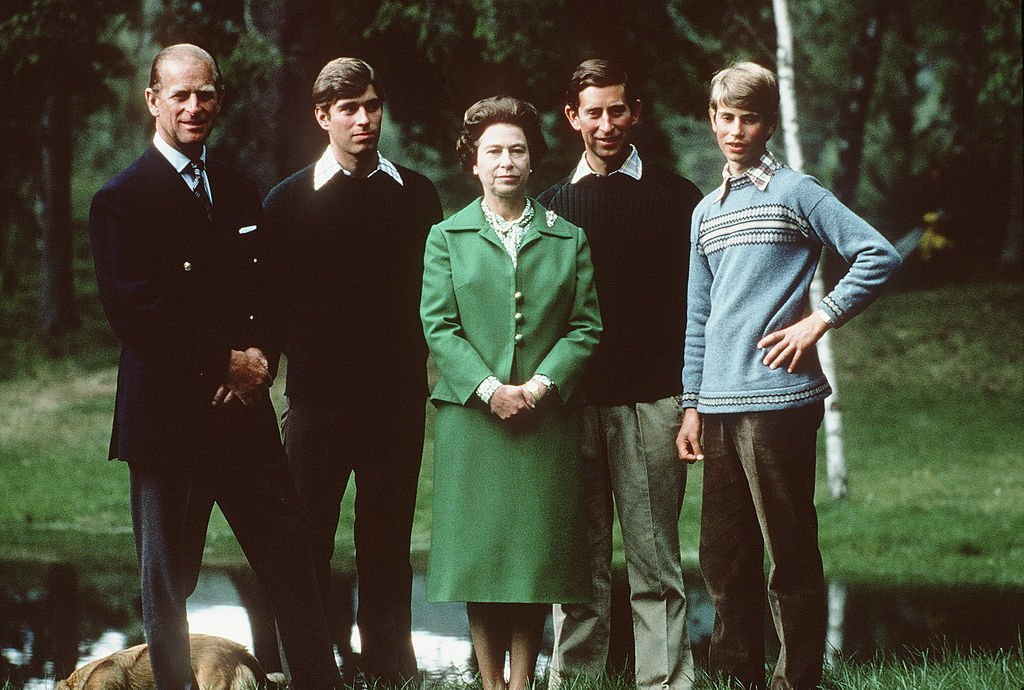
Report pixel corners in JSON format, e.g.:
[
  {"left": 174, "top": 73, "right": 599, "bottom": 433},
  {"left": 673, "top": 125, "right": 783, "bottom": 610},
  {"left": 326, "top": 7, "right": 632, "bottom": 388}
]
[{"left": 699, "top": 402, "right": 826, "bottom": 690}]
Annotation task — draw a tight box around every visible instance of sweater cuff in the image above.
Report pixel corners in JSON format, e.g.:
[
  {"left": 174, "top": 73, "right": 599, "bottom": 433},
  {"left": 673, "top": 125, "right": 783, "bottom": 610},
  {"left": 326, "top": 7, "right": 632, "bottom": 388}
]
[
  {"left": 818, "top": 295, "right": 847, "bottom": 327},
  {"left": 681, "top": 391, "right": 700, "bottom": 409}
]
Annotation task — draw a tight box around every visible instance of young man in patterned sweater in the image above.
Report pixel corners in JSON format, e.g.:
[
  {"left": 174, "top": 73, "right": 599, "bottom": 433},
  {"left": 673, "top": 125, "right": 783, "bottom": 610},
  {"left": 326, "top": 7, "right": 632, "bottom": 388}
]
[{"left": 675, "top": 62, "right": 901, "bottom": 689}]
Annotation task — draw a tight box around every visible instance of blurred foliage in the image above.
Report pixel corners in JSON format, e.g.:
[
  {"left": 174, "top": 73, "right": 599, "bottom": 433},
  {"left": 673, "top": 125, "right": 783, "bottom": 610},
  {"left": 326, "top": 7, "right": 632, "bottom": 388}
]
[{"left": 0, "top": 0, "right": 1021, "bottom": 359}]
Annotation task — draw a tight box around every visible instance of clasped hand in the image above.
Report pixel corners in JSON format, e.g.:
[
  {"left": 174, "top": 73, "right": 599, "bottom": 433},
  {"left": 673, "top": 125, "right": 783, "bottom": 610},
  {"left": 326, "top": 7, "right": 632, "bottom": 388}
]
[
  {"left": 212, "top": 347, "right": 271, "bottom": 407},
  {"left": 489, "top": 383, "right": 544, "bottom": 420}
]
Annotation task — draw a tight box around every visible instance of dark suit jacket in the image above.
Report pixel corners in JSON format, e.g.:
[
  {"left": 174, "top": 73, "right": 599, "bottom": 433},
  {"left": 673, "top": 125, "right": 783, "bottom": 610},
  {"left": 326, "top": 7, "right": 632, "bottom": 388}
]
[{"left": 89, "top": 145, "right": 281, "bottom": 466}]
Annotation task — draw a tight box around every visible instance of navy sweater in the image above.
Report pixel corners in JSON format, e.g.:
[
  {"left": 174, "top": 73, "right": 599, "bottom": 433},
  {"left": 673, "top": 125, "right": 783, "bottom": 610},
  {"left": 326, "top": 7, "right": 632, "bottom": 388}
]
[
  {"left": 264, "top": 164, "right": 442, "bottom": 403},
  {"left": 539, "top": 163, "right": 702, "bottom": 406}
]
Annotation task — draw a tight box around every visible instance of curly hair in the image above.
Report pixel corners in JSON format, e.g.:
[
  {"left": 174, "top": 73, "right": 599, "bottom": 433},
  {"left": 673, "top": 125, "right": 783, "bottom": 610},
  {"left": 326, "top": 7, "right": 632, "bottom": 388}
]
[{"left": 456, "top": 96, "right": 547, "bottom": 172}]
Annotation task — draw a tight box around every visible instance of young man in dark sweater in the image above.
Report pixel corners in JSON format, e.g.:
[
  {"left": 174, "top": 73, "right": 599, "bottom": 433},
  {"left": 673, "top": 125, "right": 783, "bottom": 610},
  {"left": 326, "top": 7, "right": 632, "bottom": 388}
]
[
  {"left": 263, "top": 57, "right": 441, "bottom": 685},
  {"left": 539, "top": 59, "right": 703, "bottom": 690}
]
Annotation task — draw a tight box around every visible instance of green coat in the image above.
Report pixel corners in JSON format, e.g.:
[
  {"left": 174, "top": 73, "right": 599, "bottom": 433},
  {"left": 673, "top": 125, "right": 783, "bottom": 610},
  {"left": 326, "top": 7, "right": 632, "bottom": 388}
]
[
  {"left": 420, "top": 197, "right": 602, "bottom": 603},
  {"left": 421, "top": 197, "right": 602, "bottom": 405}
]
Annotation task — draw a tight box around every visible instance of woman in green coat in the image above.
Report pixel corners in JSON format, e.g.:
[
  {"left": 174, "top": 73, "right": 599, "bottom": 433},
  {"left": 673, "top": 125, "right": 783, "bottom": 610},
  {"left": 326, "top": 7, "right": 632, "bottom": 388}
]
[{"left": 420, "top": 96, "right": 602, "bottom": 690}]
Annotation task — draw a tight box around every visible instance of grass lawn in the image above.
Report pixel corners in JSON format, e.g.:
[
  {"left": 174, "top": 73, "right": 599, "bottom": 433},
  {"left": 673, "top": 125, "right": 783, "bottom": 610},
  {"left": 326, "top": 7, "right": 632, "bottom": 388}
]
[
  {"left": 3, "top": 647, "right": 1021, "bottom": 689},
  {"left": 0, "top": 280, "right": 1021, "bottom": 581},
  {"left": 0, "top": 279, "right": 1021, "bottom": 687}
]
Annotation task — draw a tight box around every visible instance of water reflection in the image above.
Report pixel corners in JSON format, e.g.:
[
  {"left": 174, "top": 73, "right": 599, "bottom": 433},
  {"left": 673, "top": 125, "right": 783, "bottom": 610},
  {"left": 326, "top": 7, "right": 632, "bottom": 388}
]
[{"left": 2, "top": 561, "right": 1022, "bottom": 687}]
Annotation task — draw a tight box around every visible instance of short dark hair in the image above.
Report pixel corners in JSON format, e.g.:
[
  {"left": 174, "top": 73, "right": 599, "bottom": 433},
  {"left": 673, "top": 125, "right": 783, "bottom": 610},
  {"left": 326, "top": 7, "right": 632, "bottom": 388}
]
[
  {"left": 312, "top": 57, "right": 384, "bottom": 111},
  {"left": 565, "top": 58, "right": 638, "bottom": 110},
  {"left": 149, "top": 44, "right": 223, "bottom": 95},
  {"left": 456, "top": 96, "right": 547, "bottom": 172}
]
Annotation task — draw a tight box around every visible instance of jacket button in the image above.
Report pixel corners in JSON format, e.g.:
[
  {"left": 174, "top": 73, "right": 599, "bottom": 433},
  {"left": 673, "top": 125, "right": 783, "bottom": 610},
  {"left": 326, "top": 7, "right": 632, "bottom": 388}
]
[
  {"left": 183, "top": 261, "right": 192, "bottom": 272},
  {"left": 514, "top": 291, "right": 523, "bottom": 303},
  {"left": 249, "top": 314, "right": 255, "bottom": 321},
  {"left": 514, "top": 312, "right": 523, "bottom": 322},
  {"left": 252, "top": 257, "right": 259, "bottom": 264},
  {"left": 514, "top": 333, "right": 524, "bottom": 344}
]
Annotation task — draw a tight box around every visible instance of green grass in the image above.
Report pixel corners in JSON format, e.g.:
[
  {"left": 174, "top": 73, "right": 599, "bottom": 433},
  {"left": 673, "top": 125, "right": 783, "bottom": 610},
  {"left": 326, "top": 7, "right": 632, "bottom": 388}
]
[
  {"left": 817, "top": 280, "right": 1024, "bottom": 586},
  {"left": 1, "top": 279, "right": 1021, "bottom": 687},
  {"left": 5, "top": 645, "right": 1023, "bottom": 689},
  {"left": 0, "top": 280, "right": 1021, "bottom": 580}
]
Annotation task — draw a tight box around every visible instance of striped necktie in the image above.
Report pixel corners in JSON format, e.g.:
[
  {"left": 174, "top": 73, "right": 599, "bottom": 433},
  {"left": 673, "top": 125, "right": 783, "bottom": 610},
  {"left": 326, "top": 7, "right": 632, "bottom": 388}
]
[{"left": 189, "top": 160, "right": 213, "bottom": 220}]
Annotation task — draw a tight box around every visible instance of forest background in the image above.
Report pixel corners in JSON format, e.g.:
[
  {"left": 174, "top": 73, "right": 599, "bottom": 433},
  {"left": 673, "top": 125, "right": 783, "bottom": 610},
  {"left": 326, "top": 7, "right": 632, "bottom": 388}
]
[
  {"left": 0, "top": 1, "right": 1022, "bottom": 684},
  {"left": 1, "top": 0, "right": 1021, "bottom": 351}
]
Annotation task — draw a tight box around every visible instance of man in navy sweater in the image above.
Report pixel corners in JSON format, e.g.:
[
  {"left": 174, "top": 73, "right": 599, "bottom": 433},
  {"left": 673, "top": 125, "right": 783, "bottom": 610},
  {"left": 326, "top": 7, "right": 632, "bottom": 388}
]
[
  {"left": 263, "top": 57, "right": 442, "bottom": 684},
  {"left": 676, "top": 62, "right": 901, "bottom": 689},
  {"left": 540, "top": 59, "right": 702, "bottom": 690}
]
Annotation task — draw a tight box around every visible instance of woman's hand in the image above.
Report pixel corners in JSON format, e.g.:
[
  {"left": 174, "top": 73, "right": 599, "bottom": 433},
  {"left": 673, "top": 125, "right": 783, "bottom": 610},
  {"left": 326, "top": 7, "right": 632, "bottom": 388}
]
[{"left": 489, "top": 385, "right": 535, "bottom": 419}]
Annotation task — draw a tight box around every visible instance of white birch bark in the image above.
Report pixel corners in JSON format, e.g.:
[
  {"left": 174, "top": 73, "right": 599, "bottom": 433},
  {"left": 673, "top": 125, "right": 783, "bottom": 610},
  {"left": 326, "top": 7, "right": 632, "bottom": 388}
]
[{"left": 772, "top": 0, "right": 849, "bottom": 500}]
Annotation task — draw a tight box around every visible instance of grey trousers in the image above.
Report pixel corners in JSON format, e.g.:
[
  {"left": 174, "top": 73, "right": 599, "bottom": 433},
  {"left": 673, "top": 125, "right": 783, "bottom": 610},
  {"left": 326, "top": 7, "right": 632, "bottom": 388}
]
[
  {"left": 699, "top": 402, "right": 826, "bottom": 690},
  {"left": 550, "top": 398, "right": 694, "bottom": 690}
]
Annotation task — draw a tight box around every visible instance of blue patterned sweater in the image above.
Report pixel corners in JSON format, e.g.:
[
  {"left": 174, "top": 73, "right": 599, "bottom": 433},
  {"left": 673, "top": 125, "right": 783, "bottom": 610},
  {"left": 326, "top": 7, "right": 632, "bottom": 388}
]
[{"left": 682, "top": 160, "right": 901, "bottom": 413}]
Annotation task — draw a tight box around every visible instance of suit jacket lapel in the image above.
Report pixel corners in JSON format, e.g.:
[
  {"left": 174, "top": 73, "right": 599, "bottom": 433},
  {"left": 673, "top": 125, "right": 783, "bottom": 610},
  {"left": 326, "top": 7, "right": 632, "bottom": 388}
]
[{"left": 141, "top": 146, "right": 218, "bottom": 228}]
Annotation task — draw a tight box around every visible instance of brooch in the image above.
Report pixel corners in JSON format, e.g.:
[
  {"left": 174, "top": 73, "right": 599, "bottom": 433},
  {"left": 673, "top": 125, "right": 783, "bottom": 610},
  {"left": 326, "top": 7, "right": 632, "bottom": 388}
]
[{"left": 546, "top": 210, "right": 557, "bottom": 228}]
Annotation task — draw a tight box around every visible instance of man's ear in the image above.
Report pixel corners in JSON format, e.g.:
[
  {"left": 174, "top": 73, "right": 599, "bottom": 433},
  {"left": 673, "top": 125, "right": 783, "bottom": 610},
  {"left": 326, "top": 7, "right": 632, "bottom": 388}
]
[
  {"left": 565, "top": 105, "right": 582, "bottom": 132},
  {"left": 145, "top": 88, "right": 160, "bottom": 118},
  {"left": 314, "top": 107, "right": 331, "bottom": 131},
  {"left": 629, "top": 99, "right": 643, "bottom": 124}
]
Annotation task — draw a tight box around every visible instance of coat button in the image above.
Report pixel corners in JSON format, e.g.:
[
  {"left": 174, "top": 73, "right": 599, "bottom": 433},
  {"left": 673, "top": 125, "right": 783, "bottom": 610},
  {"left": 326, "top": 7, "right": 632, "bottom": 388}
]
[
  {"left": 514, "top": 291, "right": 523, "bottom": 303},
  {"left": 514, "top": 312, "right": 523, "bottom": 322},
  {"left": 249, "top": 314, "right": 255, "bottom": 320},
  {"left": 514, "top": 333, "right": 524, "bottom": 344},
  {"left": 183, "top": 261, "right": 192, "bottom": 272}
]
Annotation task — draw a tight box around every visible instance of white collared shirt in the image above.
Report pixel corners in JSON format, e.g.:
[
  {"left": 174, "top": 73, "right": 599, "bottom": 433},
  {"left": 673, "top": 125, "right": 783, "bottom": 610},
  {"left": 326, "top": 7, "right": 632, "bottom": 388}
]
[
  {"left": 312, "top": 146, "right": 404, "bottom": 190},
  {"left": 570, "top": 144, "right": 643, "bottom": 184},
  {"left": 152, "top": 133, "right": 212, "bottom": 203}
]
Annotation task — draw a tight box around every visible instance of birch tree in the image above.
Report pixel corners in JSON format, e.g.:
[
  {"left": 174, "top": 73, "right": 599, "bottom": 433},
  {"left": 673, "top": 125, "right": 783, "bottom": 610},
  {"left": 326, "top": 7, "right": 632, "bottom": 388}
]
[{"left": 771, "top": 0, "right": 849, "bottom": 500}]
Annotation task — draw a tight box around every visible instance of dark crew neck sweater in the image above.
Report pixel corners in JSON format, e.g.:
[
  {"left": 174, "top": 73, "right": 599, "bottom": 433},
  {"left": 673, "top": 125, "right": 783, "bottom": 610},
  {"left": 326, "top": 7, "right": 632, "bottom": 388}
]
[
  {"left": 264, "top": 164, "right": 442, "bottom": 403},
  {"left": 538, "top": 164, "right": 702, "bottom": 406}
]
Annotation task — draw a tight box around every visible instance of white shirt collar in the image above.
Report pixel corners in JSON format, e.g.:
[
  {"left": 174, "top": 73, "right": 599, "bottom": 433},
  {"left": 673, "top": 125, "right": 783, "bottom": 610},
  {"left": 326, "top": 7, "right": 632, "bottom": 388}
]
[
  {"left": 153, "top": 133, "right": 205, "bottom": 173},
  {"left": 313, "top": 146, "right": 404, "bottom": 190},
  {"left": 570, "top": 144, "right": 643, "bottom": 183}
]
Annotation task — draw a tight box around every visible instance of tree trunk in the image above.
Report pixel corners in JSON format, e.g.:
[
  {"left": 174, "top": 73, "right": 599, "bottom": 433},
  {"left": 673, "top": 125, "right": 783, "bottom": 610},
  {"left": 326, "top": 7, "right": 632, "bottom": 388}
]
[
  {"left": 831, "top": 1, "right": 888, "bottom": 206},
  {"left": 1001, "top": 119, "right": 1023, "bottom": 270},
  {"left": 773, "top": 0, "right": 848, "bottom": 500},
  {"left": 878, "top": 0, "right": 919, "bottom": 232},
  {"left": 36, "top": 91, "right": 79, "bottom": 345}
]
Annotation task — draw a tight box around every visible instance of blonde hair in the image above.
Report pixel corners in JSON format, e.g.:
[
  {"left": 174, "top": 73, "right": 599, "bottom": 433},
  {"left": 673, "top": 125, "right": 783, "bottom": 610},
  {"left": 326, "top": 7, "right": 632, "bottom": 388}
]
[{"left": 708, "top": 62, "right": 779, "bottom": 125}]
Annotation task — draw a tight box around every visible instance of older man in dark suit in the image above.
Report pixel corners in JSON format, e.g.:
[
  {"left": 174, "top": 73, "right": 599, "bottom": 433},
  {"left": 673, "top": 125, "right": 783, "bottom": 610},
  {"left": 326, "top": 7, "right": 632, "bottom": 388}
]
[{"left": 88, "top": 43, "right": 341, "bottom": 690}]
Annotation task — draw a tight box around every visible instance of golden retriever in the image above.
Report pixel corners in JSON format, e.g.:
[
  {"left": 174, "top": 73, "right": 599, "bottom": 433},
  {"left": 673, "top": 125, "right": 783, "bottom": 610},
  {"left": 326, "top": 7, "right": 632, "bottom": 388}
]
[{"left": 55, "top": 633, "right": 278, "bottom": 690}]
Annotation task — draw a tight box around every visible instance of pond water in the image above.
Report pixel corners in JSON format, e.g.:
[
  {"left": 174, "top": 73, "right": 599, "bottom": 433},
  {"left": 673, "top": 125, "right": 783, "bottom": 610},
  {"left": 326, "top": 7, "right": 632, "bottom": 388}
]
[{"left": 1, "top": 562, "right": 1021, "bottom": 687}]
